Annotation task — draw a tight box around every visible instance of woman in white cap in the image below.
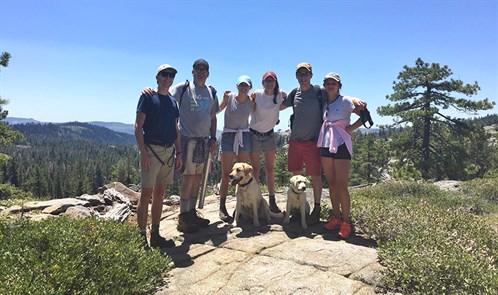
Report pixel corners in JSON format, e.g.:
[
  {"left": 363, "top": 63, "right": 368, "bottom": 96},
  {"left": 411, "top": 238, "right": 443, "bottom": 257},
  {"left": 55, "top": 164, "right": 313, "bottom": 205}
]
[
  {"left": 249, "top": 70, "right": 287, "bottom": 213},
  {"left": 217, "top": 75, "right": 254, "bottom": 222},
  {"left": 318, "top": 72, "right": 365, "bottom": 239}
]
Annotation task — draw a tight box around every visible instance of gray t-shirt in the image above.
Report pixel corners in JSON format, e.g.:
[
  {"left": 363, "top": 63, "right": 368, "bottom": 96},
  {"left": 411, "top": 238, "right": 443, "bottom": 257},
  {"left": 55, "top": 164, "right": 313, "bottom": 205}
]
[
  {"left": 171, "top": 81, "right": 220, "bottom": 137},
  {"left": 283, "top": 86, "right": 327, "bottom": 140},
  {"left": 224, "top": 94, "right": 251, "bottom": 130}
]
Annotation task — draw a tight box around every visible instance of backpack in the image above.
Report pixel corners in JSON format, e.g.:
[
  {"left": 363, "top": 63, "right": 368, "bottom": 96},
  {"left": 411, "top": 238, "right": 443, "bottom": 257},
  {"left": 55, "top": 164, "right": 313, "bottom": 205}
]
[
  {"left": 288, "top": 85, "right": 323, "bottom": 130},
  {"left": 177, "top": 79, "right": 217, "bottom": 107}
]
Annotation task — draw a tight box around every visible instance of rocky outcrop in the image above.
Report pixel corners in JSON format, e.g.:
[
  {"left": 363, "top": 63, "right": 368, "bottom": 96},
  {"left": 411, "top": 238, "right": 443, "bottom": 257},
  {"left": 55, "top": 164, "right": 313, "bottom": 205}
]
[
  {"left": 0, "top": 183, "right": 141, "bottom": 222},
  {"left": 154, "top": 191, "right": 384, "bottom": 295},
  {"left": 0, "top": 183, "right": 385, "bottom": 295}
]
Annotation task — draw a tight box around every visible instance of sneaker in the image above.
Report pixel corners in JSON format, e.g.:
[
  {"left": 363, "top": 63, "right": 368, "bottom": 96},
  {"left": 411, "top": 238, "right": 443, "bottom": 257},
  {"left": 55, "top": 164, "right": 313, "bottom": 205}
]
[
  {"left": 190, "top": 209, "right": 210, "bottom": 227},
  {"left": 140, "top": 233, "right": 150, "bottom": 250},
  {"left": 269, "top": 198, "right": 282, "bottom": 213},
  {"left": 150, "top": 232, "right": 175, "bottom": 248},
  {"left": 219, "top": 207, "right": 233, "bottom": 223},
  {"left": 324, "top": 216, "right": 342, "bottom": 230},
  {"left": 306, "top": 206, "right": 321, "bottom": 226},
  {"left": 338, "top": 221, "right": 351, "bottom": 239},
  {"left": 177, "top": 212, "right": 200, "bottom": 233}
]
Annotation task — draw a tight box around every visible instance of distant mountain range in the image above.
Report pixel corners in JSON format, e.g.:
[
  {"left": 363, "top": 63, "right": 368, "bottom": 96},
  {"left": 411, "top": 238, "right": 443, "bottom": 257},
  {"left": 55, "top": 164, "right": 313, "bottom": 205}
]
[
  {"left": 5, "top": 117, "right": 379, "bottom": 136},
  {"left": 5, "top": 117, "right": 135, "bottom": 135}
]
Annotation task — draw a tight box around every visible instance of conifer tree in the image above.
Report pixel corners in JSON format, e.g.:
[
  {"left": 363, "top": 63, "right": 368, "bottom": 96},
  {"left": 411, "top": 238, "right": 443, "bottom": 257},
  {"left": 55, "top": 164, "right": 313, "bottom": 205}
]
[{"left": 378, "top": 58, "right": 495, "bottom": 179}]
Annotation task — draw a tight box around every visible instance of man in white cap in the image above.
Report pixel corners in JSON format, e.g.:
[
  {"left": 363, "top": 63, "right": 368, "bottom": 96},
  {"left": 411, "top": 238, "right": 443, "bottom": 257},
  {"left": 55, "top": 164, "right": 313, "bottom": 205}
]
[{"left": 134, "top": 64, "right": 182, "bottom": 248}]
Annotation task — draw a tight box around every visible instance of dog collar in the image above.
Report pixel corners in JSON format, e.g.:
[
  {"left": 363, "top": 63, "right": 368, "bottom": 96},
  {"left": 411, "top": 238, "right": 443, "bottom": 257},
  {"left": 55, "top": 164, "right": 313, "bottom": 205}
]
[
  {"left": 239, "top": 177, "right": 253, "bottom": 188},
  {"left": 291, "top": 187, "right": 301, "bottom": 194}
]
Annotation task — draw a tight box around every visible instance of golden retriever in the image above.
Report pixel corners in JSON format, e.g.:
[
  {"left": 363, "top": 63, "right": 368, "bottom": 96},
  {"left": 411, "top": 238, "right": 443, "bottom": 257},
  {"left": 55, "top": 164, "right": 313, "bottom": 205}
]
[
  {"left": 229, "top": 162, "right": 282, "bottom": 227},
  {"left": 283, "top": 175, "right": 310, "bottom": 229}
]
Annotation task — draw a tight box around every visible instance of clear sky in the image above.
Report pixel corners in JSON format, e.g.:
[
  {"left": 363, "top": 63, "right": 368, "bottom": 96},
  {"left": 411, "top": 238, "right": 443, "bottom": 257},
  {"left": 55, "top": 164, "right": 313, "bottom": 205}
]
[{"left": 1, "top": 0, "right": 497, "bottom": 131}]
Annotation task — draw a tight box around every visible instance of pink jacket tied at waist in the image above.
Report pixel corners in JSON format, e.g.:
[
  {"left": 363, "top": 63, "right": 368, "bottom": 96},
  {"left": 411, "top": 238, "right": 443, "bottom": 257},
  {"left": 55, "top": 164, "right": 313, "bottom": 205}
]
[
  {"left": 223, "top": 127, "right": 250, "bottom": 155},
  {"left": 317, "top": 118, "right": 353, "bottom": 156}
]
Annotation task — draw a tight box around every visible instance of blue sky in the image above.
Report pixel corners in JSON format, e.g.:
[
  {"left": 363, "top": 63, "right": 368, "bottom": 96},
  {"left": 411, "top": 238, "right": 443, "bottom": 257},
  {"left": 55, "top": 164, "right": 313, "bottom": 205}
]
[{"left": 1, "top": 0, "right": 497, "bottom": 131}]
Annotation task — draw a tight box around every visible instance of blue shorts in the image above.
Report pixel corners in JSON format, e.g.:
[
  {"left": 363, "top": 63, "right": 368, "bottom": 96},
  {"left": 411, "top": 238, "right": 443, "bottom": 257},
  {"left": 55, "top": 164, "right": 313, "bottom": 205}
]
[
  {"left": 250, "top": 131, "right": 276, "bottom": 152},
  {"left": 220, "top": 132, "right": 251, "bottom": 153}
]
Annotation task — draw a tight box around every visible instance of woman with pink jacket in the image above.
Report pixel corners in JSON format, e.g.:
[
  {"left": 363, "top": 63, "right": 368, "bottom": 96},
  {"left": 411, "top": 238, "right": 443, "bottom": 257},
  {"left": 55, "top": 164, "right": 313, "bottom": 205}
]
[{"left": 317, "top": 72, "right": 365, "bottom": 239}]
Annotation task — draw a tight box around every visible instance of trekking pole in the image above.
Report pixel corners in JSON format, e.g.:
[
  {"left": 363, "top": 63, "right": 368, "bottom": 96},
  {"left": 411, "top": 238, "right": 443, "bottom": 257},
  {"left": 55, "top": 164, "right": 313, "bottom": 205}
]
[{"left": 198, "top": 155, "right": 211, "bottom": 209}]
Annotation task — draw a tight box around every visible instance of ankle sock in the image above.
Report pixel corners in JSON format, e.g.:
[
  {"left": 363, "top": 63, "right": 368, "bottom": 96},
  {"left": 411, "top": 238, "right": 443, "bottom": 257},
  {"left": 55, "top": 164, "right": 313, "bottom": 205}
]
[
  {"left": 189, "top": 196, "right": 198, "bottom": 211},
  {"left": 180, "top": 199, "right": 189, "bottom": 213}
]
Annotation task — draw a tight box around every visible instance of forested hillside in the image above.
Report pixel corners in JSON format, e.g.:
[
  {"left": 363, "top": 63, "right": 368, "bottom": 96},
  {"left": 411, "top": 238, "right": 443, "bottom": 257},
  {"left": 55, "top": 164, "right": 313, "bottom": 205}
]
[
  {"left": 0, "top": 122, "right": 138, "bottom": 198},
  {"left": 0, "top": 116, "right": 496, "bottom": 200}
]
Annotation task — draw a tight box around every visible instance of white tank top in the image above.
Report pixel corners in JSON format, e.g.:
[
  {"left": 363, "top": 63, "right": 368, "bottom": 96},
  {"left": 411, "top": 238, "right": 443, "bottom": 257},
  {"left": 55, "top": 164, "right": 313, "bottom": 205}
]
[{"left": 249, "top": 89, "right": 283, "bottom": 133}]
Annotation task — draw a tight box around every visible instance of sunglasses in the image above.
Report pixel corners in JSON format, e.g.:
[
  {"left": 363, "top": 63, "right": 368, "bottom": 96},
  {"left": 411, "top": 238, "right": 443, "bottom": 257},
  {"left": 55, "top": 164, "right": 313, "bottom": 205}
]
[
  {"left": 296, "top": 72, "right": 310, "bottom": 78},
  {"left": 264, "top": 78, "right": 276, "bottom": 83},
  {"left": 159, "top": 71, "right": 176, "bottom": 78},
  {"left": 194, "top": 67, "right": 208, "bottom": 73}
]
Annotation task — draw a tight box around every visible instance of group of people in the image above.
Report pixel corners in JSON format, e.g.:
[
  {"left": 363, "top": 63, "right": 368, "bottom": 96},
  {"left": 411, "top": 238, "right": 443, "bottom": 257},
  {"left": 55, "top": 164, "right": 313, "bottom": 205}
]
[{"left": 134, "top": 59, "right": 366, "bottom": 248}]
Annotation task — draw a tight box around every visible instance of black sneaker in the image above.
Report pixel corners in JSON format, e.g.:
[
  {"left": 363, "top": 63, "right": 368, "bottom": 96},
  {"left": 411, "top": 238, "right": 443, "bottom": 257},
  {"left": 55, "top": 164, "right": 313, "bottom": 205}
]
[
  {"left": 190, "top": 209, "right": 210, "bottom": 227},
  {"left": 269, "top": 197, "right": 282, "bottom": 213},
  {"left": 150, "top": 232, "right": 175, "bottom": 248},
  {"left": 177, "top": 212, "right": 200, "bottom": 233},
  {"left": 306, "top": 206, "right": 321, "bottom": 226},
  {"left": 219, "top": 207, "right": 233, "bottom": 223}
]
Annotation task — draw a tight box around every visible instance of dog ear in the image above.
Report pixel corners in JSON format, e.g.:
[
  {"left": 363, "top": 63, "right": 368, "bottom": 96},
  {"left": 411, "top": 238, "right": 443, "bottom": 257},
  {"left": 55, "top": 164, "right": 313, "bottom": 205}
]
[{"left": 244, "top": 163, "right": 253, "bottom": 175}]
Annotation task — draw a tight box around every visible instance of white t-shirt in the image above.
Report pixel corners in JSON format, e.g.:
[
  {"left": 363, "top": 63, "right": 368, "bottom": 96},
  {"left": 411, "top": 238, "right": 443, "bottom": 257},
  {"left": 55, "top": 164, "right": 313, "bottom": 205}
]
[{"left": 249, "top": 89, "right": 283, "bottom": 133}]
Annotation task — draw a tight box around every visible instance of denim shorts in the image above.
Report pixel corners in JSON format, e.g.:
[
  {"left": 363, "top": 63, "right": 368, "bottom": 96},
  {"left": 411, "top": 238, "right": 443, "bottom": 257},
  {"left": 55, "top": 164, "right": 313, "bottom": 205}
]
[
  {"left": 250, "top": 132, "right": 276, "bottom": 152},
  {"left": 220, "top": 132, "right": 251, "bottom": 153},
  {"left": 320, "top": 143, "right": 351, "bottom": 160}
]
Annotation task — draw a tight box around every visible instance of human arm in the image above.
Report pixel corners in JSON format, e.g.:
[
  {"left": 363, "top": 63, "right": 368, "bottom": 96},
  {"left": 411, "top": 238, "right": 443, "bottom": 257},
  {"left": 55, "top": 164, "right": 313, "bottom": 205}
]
[
  {"left": 134, "top": 112, "right": 152, "bottom": 170},
  {"left": 279, "top": 90, "right": 290, "bottom": 110},
  {"left": 351, "top": 96, "right": 367, "bottom": 110},
  {"left": 345, "top": 117, "right": 363, "bottom": 135},
  {"left": 140, "top": 87, "right": 156, "bottom": 98},
  {"left": 217, "top": 90, "right": 231, "bottom": 114}
]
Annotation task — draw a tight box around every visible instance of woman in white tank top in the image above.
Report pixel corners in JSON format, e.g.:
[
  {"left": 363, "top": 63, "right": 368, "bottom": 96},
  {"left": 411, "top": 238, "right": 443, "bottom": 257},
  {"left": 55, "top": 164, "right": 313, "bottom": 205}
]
[{"left": 249, "top": 71, "right": 287, "bottom": 213}]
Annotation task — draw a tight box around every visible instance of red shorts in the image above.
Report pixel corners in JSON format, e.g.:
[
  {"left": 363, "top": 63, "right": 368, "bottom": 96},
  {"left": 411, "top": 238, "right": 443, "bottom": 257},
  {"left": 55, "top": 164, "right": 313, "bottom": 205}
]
[{"left": 287, "top": 139, "right": 322, "bottom": 176}]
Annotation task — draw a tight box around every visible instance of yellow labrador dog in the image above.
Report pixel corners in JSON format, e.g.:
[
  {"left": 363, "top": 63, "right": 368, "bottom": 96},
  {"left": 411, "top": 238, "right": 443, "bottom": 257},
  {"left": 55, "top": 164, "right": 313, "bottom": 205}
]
[
  {"left": 230, "top": 162, "right": 281, "bottom": 227},
  {"left": 283, "top": 175, "right": 310, "bottom": 229}
]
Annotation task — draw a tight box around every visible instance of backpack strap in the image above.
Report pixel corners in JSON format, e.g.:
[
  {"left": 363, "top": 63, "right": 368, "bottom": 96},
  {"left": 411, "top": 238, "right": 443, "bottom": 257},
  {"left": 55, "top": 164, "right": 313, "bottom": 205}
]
[
  {"left": 178, "top": 80, "right": 190, "bottom": 107},
  {"left": 288, "top": 88, "right": 298, "bottom": 110},
  {"left": 313, "top": 85, "right": 323, "bottom": 112}
]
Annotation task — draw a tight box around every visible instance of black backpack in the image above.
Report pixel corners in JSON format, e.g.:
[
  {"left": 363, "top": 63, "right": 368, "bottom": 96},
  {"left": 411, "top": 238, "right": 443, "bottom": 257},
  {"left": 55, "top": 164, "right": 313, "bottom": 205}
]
[{"left": 287, "top": 85, "right": 323, "bottom": 130}]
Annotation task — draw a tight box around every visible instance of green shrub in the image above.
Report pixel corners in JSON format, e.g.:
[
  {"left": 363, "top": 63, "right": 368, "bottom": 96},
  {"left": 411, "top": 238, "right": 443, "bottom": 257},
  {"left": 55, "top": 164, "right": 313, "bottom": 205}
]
[
  {"left": 347, "top": 181, "right": 498, "bottom": 294},
  {"left": 0, "top": 183, "right": 33, "bottom": 201},
  {"left": 0, "top": 217, "right": 172, "bottom": 295}
]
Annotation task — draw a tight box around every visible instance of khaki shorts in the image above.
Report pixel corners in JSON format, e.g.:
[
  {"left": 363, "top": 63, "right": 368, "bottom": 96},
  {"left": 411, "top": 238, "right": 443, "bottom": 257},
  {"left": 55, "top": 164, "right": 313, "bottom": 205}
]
[
  {"left": 183, "top": 139, "right": 206, "bottom": 175},
  {"left": 140, "top": 144, "right": 175, "bottom": 187}
]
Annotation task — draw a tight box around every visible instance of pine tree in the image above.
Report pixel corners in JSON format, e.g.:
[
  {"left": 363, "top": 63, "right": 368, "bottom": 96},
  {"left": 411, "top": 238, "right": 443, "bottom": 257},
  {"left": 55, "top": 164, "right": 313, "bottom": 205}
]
[{"left": 378, "top": 58, "right": 495, "bottom": 179}]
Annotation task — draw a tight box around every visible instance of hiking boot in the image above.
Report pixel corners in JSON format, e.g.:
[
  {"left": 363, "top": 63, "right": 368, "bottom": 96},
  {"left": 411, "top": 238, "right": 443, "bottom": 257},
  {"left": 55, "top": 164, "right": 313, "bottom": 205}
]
[
  {"left": 219, "top": 206, "right": 233, "bottom": 223},
  {"left": 306, "top": 206, "right": 321, "bottom": 226},
  {"left": 269, "top": 198, "right": 282, "bottom": 213},
  {"left": 324, "top": 216, "right": 342, "bottom": 230},
  {"left": 177, "top": 212, "right": 199, "bottom": 233},
  {"left": 338, "top": 221, "right": 352, "bottom": 239},
  {"left": 190, "top": 209, "right": 210, "bottom": 227},
  {"left": 150, "top": 232, "right": 175, "bottom": 248},
  {"left": 140, "top": 233, "right": 150, "bottom": 250}
]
